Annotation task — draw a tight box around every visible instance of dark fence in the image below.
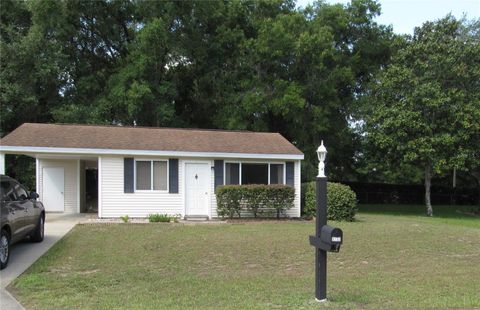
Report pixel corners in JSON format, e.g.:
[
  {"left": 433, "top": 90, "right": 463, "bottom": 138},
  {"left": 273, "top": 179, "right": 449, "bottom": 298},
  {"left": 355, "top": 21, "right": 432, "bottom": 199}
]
[{"left": 338, "top": 182, "right": 479, "bottom": 205}]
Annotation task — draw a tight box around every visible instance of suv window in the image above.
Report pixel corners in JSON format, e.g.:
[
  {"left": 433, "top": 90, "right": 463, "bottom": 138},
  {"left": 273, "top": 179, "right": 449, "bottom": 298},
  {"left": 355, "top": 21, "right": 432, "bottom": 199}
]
[
  {"left": 0, "top": 180, "right": 17, "bottom": 202},
  {"left": 14, "top": 184, "right": 28, "bottom": 201}
]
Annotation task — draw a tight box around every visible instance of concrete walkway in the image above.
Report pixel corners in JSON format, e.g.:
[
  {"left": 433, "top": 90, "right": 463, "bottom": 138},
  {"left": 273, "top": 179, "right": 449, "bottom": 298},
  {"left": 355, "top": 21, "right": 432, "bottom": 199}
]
[{"left": 0, "top": 213, "right": 86, "bottom": 310}]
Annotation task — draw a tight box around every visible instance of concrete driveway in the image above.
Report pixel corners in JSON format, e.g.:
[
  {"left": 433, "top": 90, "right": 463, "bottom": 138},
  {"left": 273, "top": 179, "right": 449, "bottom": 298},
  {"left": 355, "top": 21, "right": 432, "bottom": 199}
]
[{"left": 0, "top": 213, "right": 87, "bottom": 310}]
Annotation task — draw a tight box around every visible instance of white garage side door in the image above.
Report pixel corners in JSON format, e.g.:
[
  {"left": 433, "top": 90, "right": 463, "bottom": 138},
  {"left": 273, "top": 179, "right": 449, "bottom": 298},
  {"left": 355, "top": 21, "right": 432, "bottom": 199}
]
[
  {"left": 43, "top": 167, "right": 65, "bottom": 212},
  {"left": 185, "top": 163, "right": 210, "bottom": 216}
]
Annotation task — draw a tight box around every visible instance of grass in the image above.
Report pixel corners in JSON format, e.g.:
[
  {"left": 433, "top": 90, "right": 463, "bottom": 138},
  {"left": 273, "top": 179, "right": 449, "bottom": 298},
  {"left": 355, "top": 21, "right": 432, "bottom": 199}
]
[
  {"left": 9, "top": 204, "right": 480, "bottom": 309},
  {"left": 360, "top": 203, "right": 480, "bottom": 228}
]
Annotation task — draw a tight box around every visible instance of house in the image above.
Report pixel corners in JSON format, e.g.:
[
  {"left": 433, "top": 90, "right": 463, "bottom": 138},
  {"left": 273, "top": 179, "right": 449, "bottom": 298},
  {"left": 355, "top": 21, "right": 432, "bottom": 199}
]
[{"left": 0, "top": 123, "right": 304, "bottom": 219}]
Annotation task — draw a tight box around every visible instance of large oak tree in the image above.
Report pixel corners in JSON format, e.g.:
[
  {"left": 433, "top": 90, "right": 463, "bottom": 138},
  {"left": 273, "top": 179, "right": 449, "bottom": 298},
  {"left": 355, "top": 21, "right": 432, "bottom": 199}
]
[{"left": 364, "top": 16, "right": 480, "bottom": 215}]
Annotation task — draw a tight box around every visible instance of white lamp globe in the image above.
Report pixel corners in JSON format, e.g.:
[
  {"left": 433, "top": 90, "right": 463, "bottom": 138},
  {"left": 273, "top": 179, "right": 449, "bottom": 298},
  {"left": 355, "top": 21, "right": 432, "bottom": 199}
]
[{"left": 317, "top": 140, "right": 327, "bottom": 162}]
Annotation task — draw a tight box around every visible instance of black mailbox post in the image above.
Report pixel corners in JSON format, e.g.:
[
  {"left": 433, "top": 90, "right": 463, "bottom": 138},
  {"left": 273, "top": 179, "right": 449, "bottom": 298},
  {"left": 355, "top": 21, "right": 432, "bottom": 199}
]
[{"left": 309, "top": 141, "right": 343, "bottom": 302}]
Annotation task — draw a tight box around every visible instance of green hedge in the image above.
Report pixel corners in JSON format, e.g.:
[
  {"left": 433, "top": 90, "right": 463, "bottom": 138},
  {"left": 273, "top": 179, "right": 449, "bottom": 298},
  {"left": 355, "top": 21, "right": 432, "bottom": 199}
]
[
  {"left": 216, "top": 184, "right": 295, "bottom": 219},
  {"left": 303, "top": 182, "right": 357, "bottom": 221}
]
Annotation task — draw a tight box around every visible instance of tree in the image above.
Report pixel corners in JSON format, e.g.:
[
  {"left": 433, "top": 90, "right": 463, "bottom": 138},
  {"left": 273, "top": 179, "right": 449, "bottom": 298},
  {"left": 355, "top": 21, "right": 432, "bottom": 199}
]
[
  {"left": 1, "top": 0, "right": 394, "bottom": 184},
  {"left": 212, "top": 0, "right": 394, "bottom": 181},
  {"left": 364, "top": 15, "right": 480, "bottom": 216}
]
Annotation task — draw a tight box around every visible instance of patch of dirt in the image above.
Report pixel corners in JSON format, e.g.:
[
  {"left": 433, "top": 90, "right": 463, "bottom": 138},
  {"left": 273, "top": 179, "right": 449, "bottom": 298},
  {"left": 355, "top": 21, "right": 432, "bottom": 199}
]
[{"left": 77, "top": 269, "right": 99, "bottom": 275}]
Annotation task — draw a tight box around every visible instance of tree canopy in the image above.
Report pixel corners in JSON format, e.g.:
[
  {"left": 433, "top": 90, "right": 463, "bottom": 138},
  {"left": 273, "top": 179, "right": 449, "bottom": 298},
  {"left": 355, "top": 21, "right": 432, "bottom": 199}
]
[
  {"left": 363, "top": 15, "right": 480, "bottom": 215},
  {"left": 1, "top": 0, "right": 478, "bottom": 201},
  {"left": 0, "top": 0, "right": 394, "bottom": 182}
]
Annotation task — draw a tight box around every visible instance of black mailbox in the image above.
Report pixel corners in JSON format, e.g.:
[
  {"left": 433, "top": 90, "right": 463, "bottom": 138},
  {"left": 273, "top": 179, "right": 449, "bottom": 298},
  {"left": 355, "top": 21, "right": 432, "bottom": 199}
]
[
  {"left": 309, "top": 225, "right": 343, "bottom": 253},
  {"left": 320, "top": 225, "right": 342, "bottom": 252}
]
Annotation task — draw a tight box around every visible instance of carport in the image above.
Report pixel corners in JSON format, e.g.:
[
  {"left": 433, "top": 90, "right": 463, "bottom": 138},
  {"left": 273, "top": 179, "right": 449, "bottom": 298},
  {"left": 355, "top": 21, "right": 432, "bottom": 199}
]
[{"left": 0, "top": 153, "right": 98, "bottom": 215}]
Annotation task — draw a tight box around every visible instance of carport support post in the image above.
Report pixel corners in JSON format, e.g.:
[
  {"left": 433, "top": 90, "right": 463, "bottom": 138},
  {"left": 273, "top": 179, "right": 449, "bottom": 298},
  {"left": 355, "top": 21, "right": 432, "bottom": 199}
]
[
  {"left": 315, "top": 176, "right": 327, "bottom": 302},
  {"left": 0, "top": 153, "right": 5, "bottom": 174}
]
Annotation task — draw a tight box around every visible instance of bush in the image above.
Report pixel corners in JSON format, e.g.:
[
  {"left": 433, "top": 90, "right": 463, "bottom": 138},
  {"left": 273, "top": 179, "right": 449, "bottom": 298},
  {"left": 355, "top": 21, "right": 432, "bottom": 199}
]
[
  {"left": 264, "top": 185, "right": 295, "bottom": 218},
  {"left": 303, "top": 181, "right": 357, "bottom": 221},
  {"left": 216, "top": 186, "right": 243, "bottom": 218},
  {"left": 120, "top": 215, "right": 129, "bottom": 223},
  {"left": 303, "top": 182, "right": 316, "bottom": 218},
  {"left": 216, "top": 184, "right": 295, "bottom": 219},
  {"left": 148, "top": 214, "right": 171, "bottom": 222}
]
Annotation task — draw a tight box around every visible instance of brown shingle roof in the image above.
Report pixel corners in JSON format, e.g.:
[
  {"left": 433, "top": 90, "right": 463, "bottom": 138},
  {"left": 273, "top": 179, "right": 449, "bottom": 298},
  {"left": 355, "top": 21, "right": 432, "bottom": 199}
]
[{"left": 0, "top": 123, "right": 303, "bottom": 156}]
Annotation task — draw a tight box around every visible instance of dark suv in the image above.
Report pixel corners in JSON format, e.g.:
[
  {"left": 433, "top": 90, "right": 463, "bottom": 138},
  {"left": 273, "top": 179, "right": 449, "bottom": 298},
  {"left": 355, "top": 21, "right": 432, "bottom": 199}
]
[{"left": 1, "top": 175, "right": 45, "bottom": 270}]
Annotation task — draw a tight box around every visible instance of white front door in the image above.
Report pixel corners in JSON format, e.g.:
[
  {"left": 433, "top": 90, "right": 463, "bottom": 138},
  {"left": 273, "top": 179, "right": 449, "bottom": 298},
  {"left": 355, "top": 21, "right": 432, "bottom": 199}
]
[
  {"left": 185, "top": 163, "right": 210, "bottom": 216},
  {"left": 43, "top": 167, "right": 65, "bottom": 212}
]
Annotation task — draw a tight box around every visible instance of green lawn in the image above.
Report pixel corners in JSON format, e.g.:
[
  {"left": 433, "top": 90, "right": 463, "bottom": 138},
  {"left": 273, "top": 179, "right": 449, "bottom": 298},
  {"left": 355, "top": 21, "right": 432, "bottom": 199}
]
[{"left": 9, "top": 205, "right": 480, "bottom": 309}]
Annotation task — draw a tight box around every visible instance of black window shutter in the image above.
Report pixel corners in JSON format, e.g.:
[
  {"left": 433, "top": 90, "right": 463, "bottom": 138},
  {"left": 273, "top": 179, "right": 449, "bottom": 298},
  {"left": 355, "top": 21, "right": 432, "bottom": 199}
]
[
  {"left": 124, "top": 158, "right": 134, "bottom": 193},
  {"left": 214, "top": 160, "right": 224, "bottom": 189},
  {"left": 286, "top": 162, "right": 294, "bottom": 187},
  {"left": 169, "top": 158, "right": 179, "bottom": 193}
]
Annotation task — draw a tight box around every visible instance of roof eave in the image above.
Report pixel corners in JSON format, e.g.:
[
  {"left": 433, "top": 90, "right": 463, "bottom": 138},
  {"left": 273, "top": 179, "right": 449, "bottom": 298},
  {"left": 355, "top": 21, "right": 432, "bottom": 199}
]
[{"left": 0, "top": 145, "right": 304, "bottom": 160}]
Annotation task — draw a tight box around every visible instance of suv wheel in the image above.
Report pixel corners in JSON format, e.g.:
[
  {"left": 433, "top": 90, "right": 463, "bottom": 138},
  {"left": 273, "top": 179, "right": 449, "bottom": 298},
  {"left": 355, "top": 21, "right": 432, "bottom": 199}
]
[
  {"left": 31, "top": 215, "right": 45, "bottom": 243},
  {"left": 0, "top": 229, "right": 10, "bottom": 270}
]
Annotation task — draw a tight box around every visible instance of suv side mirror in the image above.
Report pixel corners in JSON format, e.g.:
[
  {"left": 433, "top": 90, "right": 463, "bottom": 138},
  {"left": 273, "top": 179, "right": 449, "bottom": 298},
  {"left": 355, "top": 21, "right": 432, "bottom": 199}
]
[{"left": 29, "top": 191, "right": 39, "bottom": 200}]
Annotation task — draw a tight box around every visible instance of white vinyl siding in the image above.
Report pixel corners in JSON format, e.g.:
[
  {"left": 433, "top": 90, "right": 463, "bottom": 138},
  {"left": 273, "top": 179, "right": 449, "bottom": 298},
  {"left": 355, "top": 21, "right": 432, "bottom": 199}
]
[
  {"left": 100, "top": 156, "right": 182, "bottom": 218},
  {"left": 210, "top": 160, "right": 218, "bottom": 218},
  {"left": 287, "top": 160, "right": 301, "bottom": 218},
  {"left": 37, "top": 158, "right": 79, "bottom": 213}
]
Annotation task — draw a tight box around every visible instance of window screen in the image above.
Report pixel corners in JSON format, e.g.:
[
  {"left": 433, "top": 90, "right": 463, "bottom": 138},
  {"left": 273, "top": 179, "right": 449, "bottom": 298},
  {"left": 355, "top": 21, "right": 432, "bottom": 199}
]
[
  {"left": 225, "top": 163, "right": 240, "bottom": 185},
  {"left": 136, "top": 161, "right": 151, "bottom": 190},
  {"left": 241, "top": 163, "right": 268, "bottom": 184},
  {"left": 270, "top": 164, "right": 284, "bottom": 184},
  {"left": 153, "top": 161, "right": 167, "bottom": 190}
]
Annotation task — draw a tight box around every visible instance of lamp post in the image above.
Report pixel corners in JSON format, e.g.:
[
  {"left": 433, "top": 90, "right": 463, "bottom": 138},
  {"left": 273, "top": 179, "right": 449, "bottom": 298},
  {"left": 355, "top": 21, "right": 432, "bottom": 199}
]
[
  {"left": 309, "top": 140, "right": 342, "bottom": 302},
  {"left": 315, "top": 141, "right": 328, "bottom": 302}
]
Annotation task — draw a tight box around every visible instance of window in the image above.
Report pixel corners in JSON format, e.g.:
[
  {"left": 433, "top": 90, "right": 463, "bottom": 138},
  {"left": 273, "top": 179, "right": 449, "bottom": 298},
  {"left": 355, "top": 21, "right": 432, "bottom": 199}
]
[
  {"left": 14, "top": 184, "right": 28, "bottom": 200},
  {"left": 225, "top": 163, "right": 240, "bottom": 185},
  {"left": 242, "top": 163, "right": 268, "bottom": 184},
  {"left": 136, "top": 161, "right": 151, "bottom": 190},
  {"left": 225, "top": 162, "right": 285, "bottom": 185},
  {"left": 135, "top": 160, "right": 168, "bottom": 191},
  {"left": 270, "top": 164, "right": 284, "bottom": 184},
  {"left": 153, "top": 161, "right": 167, "bottom": 190},
  {"left": 0, "top": 180, "right": 16, "bottom": 202}
]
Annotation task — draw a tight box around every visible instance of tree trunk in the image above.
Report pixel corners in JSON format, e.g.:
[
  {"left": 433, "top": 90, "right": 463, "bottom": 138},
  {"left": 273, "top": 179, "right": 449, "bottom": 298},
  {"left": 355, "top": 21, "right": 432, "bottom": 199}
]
[{"left": 425, "top": 165, "right": 433, "bottom": 216}]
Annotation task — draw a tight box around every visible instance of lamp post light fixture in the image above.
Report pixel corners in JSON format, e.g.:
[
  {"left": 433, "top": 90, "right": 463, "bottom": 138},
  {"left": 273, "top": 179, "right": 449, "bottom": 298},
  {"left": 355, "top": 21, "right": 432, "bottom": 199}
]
[
  {"left": 316, "top": 140, "right": 327, "bottom": 178},
  {"left": 309, "top": 141, "right": 343, "bottom": 303}
]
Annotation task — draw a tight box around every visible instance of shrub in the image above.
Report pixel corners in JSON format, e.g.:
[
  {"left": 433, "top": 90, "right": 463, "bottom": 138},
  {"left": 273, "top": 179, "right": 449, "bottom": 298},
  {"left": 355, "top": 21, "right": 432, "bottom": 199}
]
[
  {"left": 241, "top": 185, "right": 266, "bottom": 217},
  {"left": 216, "top": 184, "right": 295, "bottom": 219},
  {"left": 216, "top": 186, "right": 243, "bottom": 218},
  {"left": 304, "top": 181, "right": 357, "bottom": 221},
  {"left": 264, "top": 185, "right": 295, "bottom": 218},
  {"left": 120, "top": 215, "right": 129, "bottom": 223},
  {"left": 303, "top": 182, "right": 316, "bottom": 218},
  {"left": 148, "top": 214, "right": 171, "bottom": 223}
]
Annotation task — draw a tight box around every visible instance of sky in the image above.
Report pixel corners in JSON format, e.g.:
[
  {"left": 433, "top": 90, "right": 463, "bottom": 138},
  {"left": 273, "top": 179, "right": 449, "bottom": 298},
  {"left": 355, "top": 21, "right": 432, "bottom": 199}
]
[{"left": 296, "top": 0, "right": 480, "bottom": 35}]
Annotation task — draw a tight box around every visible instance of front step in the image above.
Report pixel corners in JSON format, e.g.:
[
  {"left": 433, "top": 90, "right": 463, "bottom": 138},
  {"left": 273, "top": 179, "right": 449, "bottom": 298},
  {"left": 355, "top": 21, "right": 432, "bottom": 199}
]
[{"left": 184, "top": 215, "right": 209, "bottom": 221}]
